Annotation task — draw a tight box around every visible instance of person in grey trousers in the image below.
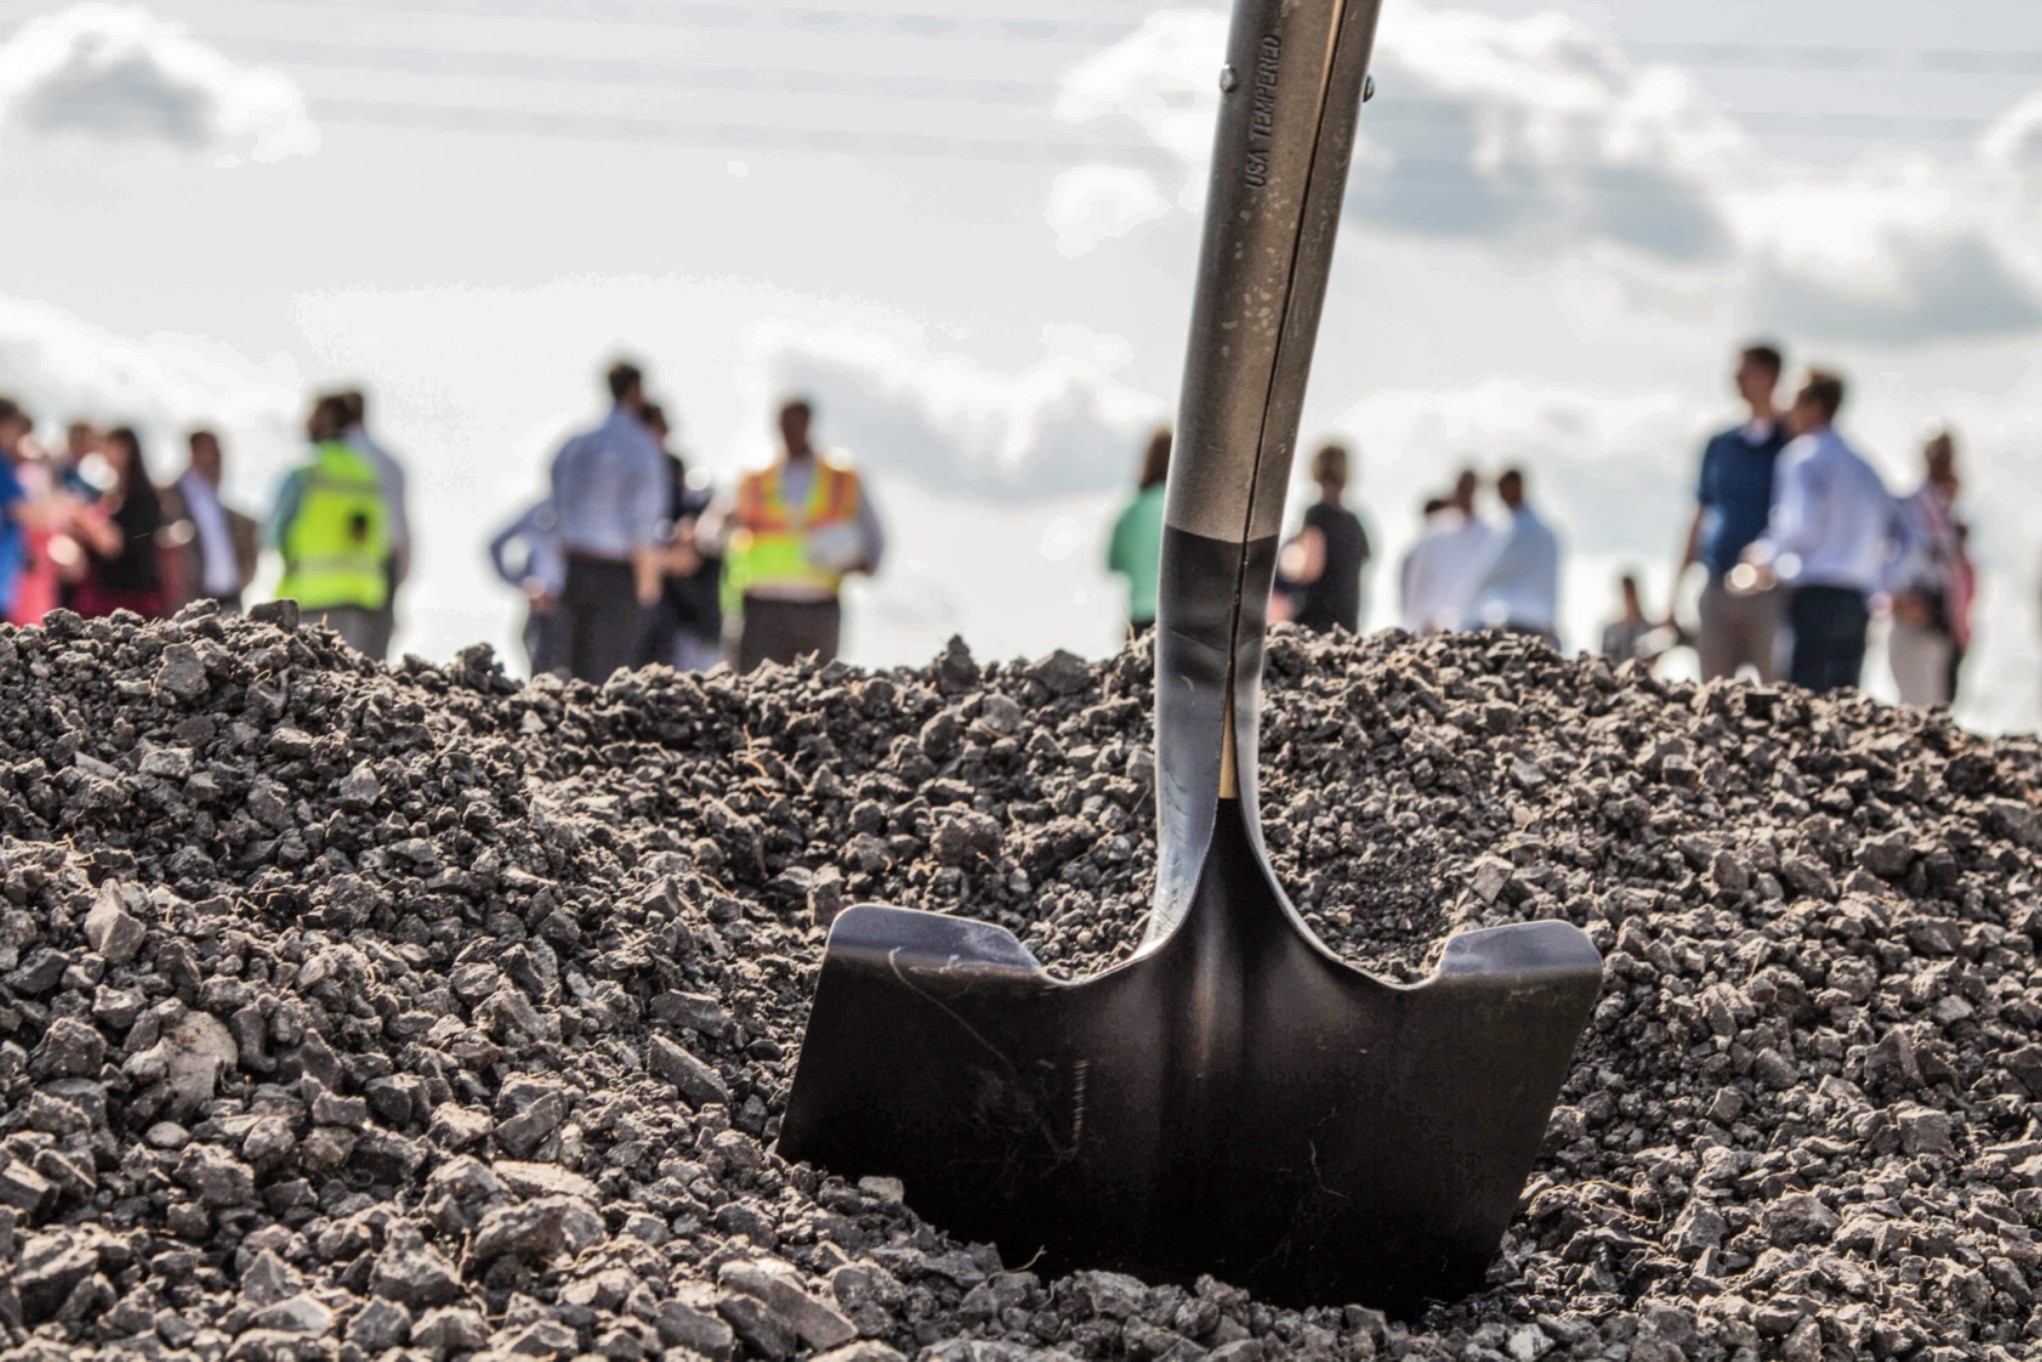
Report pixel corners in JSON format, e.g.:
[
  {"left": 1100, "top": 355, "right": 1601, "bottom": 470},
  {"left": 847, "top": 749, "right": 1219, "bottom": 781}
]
[{"left": 1671, "top": 342, "right": 1791, "bottom": 682}]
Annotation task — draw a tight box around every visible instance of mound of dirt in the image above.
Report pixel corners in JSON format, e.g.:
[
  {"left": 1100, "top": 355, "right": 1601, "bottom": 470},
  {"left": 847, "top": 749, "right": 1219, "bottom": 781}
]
[{"left": 1, "top": 602, "right": 2038, "bottom": 1361}]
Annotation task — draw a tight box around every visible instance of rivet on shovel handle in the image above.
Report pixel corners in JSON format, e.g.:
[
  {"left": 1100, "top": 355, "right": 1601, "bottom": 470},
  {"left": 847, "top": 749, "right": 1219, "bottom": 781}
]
[{"left": 779, "top": 0, "right": 1602, "bottom": 1314}]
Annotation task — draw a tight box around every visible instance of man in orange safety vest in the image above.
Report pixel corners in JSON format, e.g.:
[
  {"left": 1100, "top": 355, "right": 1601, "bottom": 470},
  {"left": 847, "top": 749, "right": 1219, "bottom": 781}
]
[{"left": 722, "top": 397, "right": 885, "bottom": 672}]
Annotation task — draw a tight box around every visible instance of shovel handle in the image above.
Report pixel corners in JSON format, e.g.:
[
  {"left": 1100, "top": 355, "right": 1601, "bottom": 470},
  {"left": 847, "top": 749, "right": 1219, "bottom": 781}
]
[
  {"left": 1152, "top": 0, "right": 1383, "bottom": 934},
  {"left": 1165, "top": 0, "right": 1383, "bottom": 551}
]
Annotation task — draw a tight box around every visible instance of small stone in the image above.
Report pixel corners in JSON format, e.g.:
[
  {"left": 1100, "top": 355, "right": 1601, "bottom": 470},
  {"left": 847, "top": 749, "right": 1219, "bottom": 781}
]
[
  {"left": 657, "top": 1297, "right": 736, "bottom": 1359},
  {"left": 250, "top": 1294, "right": 334, "bottom": 1336},
  {"left": 411, "top": 1306, "right": 489, "bottom": 1354},
  {"left": 347, "top": 1298, "right": 413, "bottom": 1351},
  {"left": 83, "top": 883, "right": 148, "bottom": 964},
  {"left": 649, "top": 1034, "right": 731, "bottom": 1109},
  {"left": 719, "top": 1257, "right": 857, "bottom": 1350},
  {"left": 174, "top": 1144, "right": 256, "bottom": 1208},
  {"left": 155, "top": 644, "right": 210, "bottom": 701},
  {"left": 1470, "top": 857, "right": 1513, "bottom": 904},
  {"left": 339, "top": 761, "right": 381, "bottom": 809},
  {"left": 369, "top": 1235, "right": 462, "bottom": 1307},
  {"left": 1753, "top": 1047, "right": 1798, "bottom": 1090},
  {"left": 1764, "top": 1193, "right": 1841, "bottom": 1246},
  {"left": 1897, "top": 1104, "right": 1953, "bottom": 1156},
  {"left": 471, "top": 1195, "right": 605, "bottom": 1264}
]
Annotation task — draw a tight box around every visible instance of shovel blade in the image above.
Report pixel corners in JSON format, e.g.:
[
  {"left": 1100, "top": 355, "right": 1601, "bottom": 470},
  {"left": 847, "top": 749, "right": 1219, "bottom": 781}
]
[{"left": 779, "top": 814, "right": 1601, "bottom": 1313}]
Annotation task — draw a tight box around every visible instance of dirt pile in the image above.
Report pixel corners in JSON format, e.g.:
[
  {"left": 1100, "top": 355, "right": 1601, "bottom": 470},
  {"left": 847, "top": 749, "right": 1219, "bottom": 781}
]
[{"left": 1, "top": 603, "right": 2039, "bottom": 1361}]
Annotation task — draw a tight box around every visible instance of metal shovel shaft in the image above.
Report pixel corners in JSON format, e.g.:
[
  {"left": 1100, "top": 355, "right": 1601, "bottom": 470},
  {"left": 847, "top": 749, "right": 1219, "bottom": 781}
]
[{"left": 1153, "top": 0, "right": 1382, "bottom": 936}]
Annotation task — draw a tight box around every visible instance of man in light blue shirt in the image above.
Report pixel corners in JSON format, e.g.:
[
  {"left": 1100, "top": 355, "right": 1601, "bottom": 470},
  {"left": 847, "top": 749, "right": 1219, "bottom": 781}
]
[
  {"left": 548, "top": 359, "right": 670, "bottom": 683},
  {"left": 1743, "top": 369, "right": 1915, "bottom": 693},
  {"left": 1462, "top": 467, "right": 1561, "bottom": 646}
]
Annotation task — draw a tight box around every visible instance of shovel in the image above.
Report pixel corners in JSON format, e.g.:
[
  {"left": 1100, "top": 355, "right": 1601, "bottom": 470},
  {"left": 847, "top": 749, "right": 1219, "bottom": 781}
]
[{"left": 778, "top": 0, "right": 1602, "bottom": 1313}]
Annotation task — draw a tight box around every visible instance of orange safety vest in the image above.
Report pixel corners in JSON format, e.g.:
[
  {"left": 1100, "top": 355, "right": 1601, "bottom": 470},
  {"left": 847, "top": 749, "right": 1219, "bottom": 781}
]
[{"left": 723, "top": 458, "right": 862, "bottom": 608}]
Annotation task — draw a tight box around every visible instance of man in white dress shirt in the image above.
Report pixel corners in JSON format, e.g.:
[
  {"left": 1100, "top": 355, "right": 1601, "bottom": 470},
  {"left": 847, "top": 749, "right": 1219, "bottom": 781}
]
[
  {"left": 1743, "top": 369, "right": 1916, "bottom": 694},
  {"left": 1398, "top": 467, "right": 1492, "bottom": 634},
  {"left": 1462, "top": 467, "right": 1561, "bottom": 645}
]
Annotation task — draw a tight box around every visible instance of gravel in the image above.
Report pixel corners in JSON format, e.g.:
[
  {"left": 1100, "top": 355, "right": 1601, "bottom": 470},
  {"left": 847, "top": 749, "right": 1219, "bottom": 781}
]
[{"left": 1, "top": 601, "right": 2040, "bottom": 1360}]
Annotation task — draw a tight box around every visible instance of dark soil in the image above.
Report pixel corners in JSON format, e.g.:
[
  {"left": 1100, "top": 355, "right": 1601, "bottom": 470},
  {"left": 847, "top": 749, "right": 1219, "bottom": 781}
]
[{"left": 1, "top": 602, "right": 2039, "bottom": 1361}]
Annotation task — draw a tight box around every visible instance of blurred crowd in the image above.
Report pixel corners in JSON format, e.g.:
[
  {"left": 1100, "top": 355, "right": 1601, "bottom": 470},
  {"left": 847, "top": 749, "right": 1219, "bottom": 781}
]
[
  {"left": 0, "top": 389, "right": 410, "bottom": 656},
  {"left": 490, "top": 360, "right": 885, "bottom": 685},
  {"left": 1106, "top": 341, "right": 1975, "bottom": 709},
  {"left": 0, "top": 340, "right": 1981, "bottom": 713}
]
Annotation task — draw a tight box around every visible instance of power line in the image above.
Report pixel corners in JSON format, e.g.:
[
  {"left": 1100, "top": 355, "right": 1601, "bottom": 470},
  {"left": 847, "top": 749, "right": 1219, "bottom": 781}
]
[
  {"left": 247, "top": 0, "right": 1134, "bottom": 44},
  {"left": 305, "top": 96, "right": 2042, "bottom": 195},
  {"left": 236, "top": 1, "right": 2042, "bottom": 73},
  {"left": 229, "top": 38, "right": 2013, "bottom": 143},
  {"left": 1627, "top": 41, "right": 2042, "bottom": 74}
]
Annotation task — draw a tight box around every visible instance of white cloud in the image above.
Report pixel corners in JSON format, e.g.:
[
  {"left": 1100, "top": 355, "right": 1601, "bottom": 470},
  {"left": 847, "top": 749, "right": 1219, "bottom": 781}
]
[
  {"left": 1046, "top": 164, "right": 1172, "bottom": 258},
  {"left": 0, "top": 4, "right": 317, "bottom": 165},
  {"left": 1056, "top": 6, "right": 1739, "bottom": 263},
  {"left": 1981, "top": 92, "right": 2042, "bottom": 178},
  {"left": 744, "top": 320, "right": 1167, "bottom": 502},
  {"left": 1053, "top": 4, "right": 2042, "bottom": 345}
]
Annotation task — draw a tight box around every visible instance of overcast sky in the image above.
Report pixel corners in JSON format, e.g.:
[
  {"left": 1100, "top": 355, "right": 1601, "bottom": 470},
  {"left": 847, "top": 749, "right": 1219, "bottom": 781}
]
[{"left": 2, "top": 0, "right": 2039, "bottom": 730}]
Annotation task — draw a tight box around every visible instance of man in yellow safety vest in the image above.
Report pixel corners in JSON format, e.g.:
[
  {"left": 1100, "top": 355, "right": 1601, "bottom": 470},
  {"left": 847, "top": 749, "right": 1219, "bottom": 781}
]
[
  {"left": 272, "top": 394, "right": 392, "bottom": 654},
  {"left": 724, "top": 397, "right": 884, "bottom": 672}
]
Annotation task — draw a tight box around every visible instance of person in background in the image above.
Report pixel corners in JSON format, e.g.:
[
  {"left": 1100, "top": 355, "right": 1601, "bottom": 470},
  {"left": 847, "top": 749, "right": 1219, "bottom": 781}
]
[
  {"left": 69, "top": 426, "right": 167, "bottom": 620},
  {"left": 272, "top": 395, "right": 393, "bottom": 652},
  {"left": 338, "top": 389, "right": 411, "bottom": 661},
  {"left": 724, "top": 396, "right": 884, "bottom": 672},
  {"left": 50, "top": 421, "right": 102, "bottom": 612},
  {"left": 1399, "top": 468, "right": 1491, "bottom": 634},
  {"left": 1106, "top": 427, "right": 1170, "bottom": 636},
  {"left": 634, "top": 403, "right": 721, "bottom": 672},
  {"left": 1888, "top": 428, "right": 1967, "bottom": 708},
  {"left": 1396, "top": 497, "right": 1447, "bottom": 628},
  {"left": 0, "top": 399, "right": 32, "bottom": 624},
  {"left": 1278, "top": 442, "right": 1371, "bottom": 635},
  {"left": 1462, "top": 467, "right": 1561, "bottom": 645},
  {"left": 1742, "top": 369, "right": 1915, "bottom": 694},
  {"left": 549, "top": 359, "right": 669, "bottom": 683},
  {"left": 488, "top": 496, "right": 566, "bottom": 677},
  {"left": 54, "top": 422, "right": 102, "bottom": 500},
  {"left": 160, "top": 429, "right": 260, "bottom": 611},
  {"left": 1672, "top": 342, "right": 1789, "bottom": 682},
  {"left": 1601, "top": 573, "right": 1653, "bottom": 663},
  {"left": 1947, "top": 522, "right": 1976, "bottom": 703}
]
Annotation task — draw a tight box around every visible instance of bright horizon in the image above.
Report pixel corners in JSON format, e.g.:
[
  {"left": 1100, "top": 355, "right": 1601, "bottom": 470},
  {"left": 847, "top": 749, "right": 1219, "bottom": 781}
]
[{"left": 3, "top": 0, "right": 2039, "bottom": 731}]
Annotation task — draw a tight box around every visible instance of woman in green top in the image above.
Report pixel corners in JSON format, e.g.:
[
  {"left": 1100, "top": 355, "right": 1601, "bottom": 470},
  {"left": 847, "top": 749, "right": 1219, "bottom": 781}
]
[{"left": 1107, "top": 427, "right": 1171, "bottom": 637}]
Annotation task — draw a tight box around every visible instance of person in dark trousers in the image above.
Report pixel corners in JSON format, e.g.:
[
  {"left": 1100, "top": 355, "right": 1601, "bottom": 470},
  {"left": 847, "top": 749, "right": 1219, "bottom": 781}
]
[
  {"left": 160, "top": 429, "right": 260, "bottom": 612},
  {"left": 1107, "top": 428, "right": 1171, "bottom": 636},
  {"left": 1672, "top": 342, "right": 1790, "bottom": 681},
  {"left": 1278, "top": 442, "right": 1370, "bottom": 634},
  {"left": 1601, "top": 573, "right": 1653, "bottom": 662},
  {"left": 70, "top": 426, "right": 167, "bottom": 620},
  {"left": 488, "top": 497, "right": 566, "bottom": 677},
  {"left": 271, "top": 396, "right": 393, "bottom": 652},
  {"left": 548, "top": 359, "right": 668, "bottom": 684},
  {"left": 724, "top": 397, "right": 884, "bottom": 673},
  {"left": 337, "top": 389, "right": 411, "bottom": 661},
  {"left": 634, "top": 403, "right": 721, "bottom": 671},
  {"left": 1743, "top": 369, "right": 1915, "bottom": 694}
]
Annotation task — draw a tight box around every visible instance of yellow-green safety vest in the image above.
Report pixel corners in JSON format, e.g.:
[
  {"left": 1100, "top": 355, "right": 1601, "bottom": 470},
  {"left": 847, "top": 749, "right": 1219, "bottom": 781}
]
[
  {"left": 723, "top": 459, "right": 860, "bottom": 613},
  {"left": 277, "top": 441, "right": 391, "bottom": 612}
]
